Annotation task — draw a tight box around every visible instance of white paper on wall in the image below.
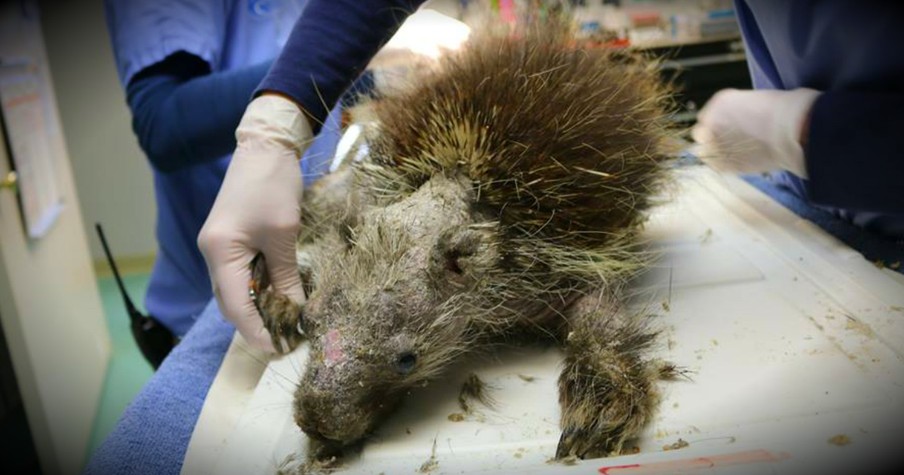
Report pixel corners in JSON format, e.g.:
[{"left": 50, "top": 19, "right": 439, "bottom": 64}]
[{"left": 0, "top": 61, "right": 63, "bottom": 239}]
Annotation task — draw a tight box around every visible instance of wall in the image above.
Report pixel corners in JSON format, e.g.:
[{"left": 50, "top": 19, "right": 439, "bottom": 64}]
[
  {"left": 1, "top": 2, "right": 112, "bottom": 472},
  {"left": 38, "top": 0, "right": 157, "bottom": 263}
]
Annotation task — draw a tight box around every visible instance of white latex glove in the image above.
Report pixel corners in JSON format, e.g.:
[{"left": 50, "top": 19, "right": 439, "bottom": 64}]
[
  {"left": 691, "top": 88, "right": 820, "bottom": 178},
  {"left": 198, "top": 94, "right": 312, "bottom": 352}
]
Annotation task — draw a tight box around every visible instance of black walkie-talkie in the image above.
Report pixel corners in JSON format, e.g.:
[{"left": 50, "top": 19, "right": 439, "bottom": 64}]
[{"left": 95, "top": 223, "right": 175, "bottom": 369}]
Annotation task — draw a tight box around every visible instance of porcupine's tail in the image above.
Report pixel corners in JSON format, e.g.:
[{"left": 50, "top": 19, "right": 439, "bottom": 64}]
[{"left": 364, "top": 17, "right": 679, "bottom": 282}]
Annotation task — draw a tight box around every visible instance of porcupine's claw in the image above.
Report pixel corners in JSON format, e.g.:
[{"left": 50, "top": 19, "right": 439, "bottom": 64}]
[
  {"left": 554, "top": 409, "right": 631, "bottom": 459},
  {"left": 249, "top": 252, "right": 306, "bottom": 353},
  {"left": 555, "top": 427, "right": 589, "bottom": 459},
  {"left": 555, "top": 425, "right": 627, "bottom": 460}
]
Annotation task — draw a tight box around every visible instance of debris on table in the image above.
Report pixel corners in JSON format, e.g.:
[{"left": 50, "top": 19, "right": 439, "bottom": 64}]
[
  {"left": 418, "top": 438, "right": 439, "bottom": 473},
  {"left": 447, "top": 413, "right": 465, "bottom": 422},
  {"left": 459, "top": 373, "right": 496, "bottom": 414},
  {"left": 662, "top": 438, "right": 689, "bottom": 451},
  {"left": 828, "top": 434, "right": 851, "bottom": 446}
]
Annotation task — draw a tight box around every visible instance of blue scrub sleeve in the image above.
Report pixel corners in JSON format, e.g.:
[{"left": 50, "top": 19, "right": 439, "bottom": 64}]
[
  {"left": 126, "top": 53, "right": 272, "bottom": 173},
  {"left": 256, "top": 0, "right": 427, "bottom": 133},
  {"left": 104, "top": 0, "right": 227, "bottom": 86},
  {"left": 805, "top": 92, "right": 904, "bottom": 214}
]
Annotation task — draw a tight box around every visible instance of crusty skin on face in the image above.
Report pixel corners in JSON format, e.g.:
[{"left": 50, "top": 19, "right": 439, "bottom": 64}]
[{"left": 253, "top": 19, "right": 678, "bottom": 459}]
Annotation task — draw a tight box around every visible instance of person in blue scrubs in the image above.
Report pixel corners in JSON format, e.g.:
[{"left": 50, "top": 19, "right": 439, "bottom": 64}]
[
  {"left": 693, "top": 2, "right": 904, "bottom": 237},
  {"left": 104, "top": 0, "right": 343, "bottom": 342}
]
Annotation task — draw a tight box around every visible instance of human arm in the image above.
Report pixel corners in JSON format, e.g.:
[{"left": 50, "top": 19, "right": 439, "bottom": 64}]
[
  {"left": 126, "top": 52, "right": 271, "bottom": 172},
  {"left": 692, "top": 88, "right": 904, "bottom": 214},
  {"left": 125, "top": 54, "right": 375, "bottom": 173},
  {"left": 199, "top": 0, "right": 427, "bottom": 352},
  {"left": 255, "top": 0, "right": 426, "bottom": 132},
  {"left": 104, "top": 0, "right": 244, "bottom": 173},
  {"left": 696, "top": 1, "right": 904, "bottom": 214},
  {"left": 804, "top": 92, "right": 904, "bottom": 213}
]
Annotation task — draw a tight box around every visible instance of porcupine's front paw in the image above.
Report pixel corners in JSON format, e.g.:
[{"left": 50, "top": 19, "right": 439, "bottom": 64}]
[
  {"left": 556, "top": 354, "right": 682, "bottom": 459},
  {"left": 555, "top": 290, "right": 681, "bottom": 459},
  {"left": 556, "top": 356, "right": 640, "bottom": 459},
  {"left": 249, "top": 253, "right": 305, "bottom": 353}
]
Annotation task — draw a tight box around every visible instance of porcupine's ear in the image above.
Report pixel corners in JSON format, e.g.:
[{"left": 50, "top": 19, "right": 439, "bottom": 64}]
[{"left": 430, "top": 225, "right": 500, "bottom": 287}]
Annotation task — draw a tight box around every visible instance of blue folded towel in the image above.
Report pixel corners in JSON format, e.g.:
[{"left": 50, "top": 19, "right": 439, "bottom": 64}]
[
  {"left": 83, "top": 299, "right": 233, "bottom": 475},
  {"left": 744, "top": 174, "right": 904, "bottom": 273}
]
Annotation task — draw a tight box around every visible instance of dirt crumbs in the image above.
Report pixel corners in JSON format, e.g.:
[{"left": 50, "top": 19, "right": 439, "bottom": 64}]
[
  {"left": 459, "top": 373, "right": 496, "bottom": 414},
  {"left": 828, "top": 434, "right": 851, "bottom": 446},
  {"left": 844, "top": 315, "right": 876, "bottom": 339},
  {"left": 417, "top": 439, "right": 439, "bottom": 473},
  {"left": 447, "top": 413, "right": 465, "bottom": 422},
  {"left": 662, "top": 438, "right": 689, "bottom": 451}
]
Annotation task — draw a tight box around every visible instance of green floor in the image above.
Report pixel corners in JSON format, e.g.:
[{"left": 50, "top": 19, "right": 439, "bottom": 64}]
[{"left": 86, "top": 273, "right": 154, "bottom": 459}]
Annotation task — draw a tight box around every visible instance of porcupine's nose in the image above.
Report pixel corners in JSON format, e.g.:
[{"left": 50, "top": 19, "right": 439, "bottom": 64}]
[
  {"left": 295, "top": 344, "right": 371, "bottom": 442},
  {"left": 295, "top": 391, "right": 339, "bottom": 441},
  {"left": 296, "top": 420, "right": 330, "bottom": 444},
  {"left": 294, "top": 385, "right": 372, "bottom": 444}
]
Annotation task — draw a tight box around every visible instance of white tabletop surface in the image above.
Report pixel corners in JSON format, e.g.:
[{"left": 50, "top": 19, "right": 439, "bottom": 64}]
[{"left": 183, "top": 167, "right": 904, "bottom": 475}]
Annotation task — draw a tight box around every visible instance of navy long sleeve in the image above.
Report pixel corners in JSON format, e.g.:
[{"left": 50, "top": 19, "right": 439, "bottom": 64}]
[
  {"left": 805, "top": 93, "right": 904, "bottom": 213},
  {"left": 256, "top": 0, "right": 426, "bottom": 133},
  {"left": 735, "top": 1, "right": 904, "bottom": 216},
  {"left": 126, "top": 52, "right": 272, "bottom": 173}
]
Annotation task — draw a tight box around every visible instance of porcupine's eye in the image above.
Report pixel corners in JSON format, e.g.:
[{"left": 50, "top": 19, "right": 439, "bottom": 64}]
[{"left": 395, "top": 352, "right": 417, "bottom": 374}]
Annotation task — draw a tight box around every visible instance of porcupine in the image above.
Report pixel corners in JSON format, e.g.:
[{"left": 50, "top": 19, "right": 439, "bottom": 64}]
[{"left": 251, "top": 18, "right": 680, "bottom": 462}]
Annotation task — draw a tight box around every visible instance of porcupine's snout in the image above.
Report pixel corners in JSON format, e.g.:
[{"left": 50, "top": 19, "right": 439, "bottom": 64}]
[
  {"left": 290, "top": 172, "right": 486, "bottom": 444},
  {"left": 292, "top": 327, "right": 403, "bottom": 445},
  {"left": 293, "top": 383, "right": 387, "bottom": 444}
]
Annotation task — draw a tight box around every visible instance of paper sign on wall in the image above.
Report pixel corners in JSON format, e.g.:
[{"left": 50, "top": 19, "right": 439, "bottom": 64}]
[{"left": 0, "top": 61, "right": 63, "bottom": 239}]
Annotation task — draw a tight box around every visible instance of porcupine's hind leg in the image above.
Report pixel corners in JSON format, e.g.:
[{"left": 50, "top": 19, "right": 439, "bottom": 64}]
[
  {"left": 249, "top": 253, "right": 305, "bottom": 354},
  {"left": 556, "top": 288, "right": 678, "bottom": 459}
]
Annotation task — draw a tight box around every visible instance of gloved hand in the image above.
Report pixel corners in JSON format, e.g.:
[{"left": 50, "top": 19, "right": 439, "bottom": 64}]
[
  {"left": 198, "top": 94, "right": 312, "bottom": 352},
  {"left": 691, "top": 88, "right": 821, "bottom": 178}
]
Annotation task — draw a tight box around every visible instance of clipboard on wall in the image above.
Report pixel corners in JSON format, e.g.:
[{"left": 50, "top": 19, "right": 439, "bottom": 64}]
[{"left": 0, "top": 57, "right": 64, "bottom": 240}]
